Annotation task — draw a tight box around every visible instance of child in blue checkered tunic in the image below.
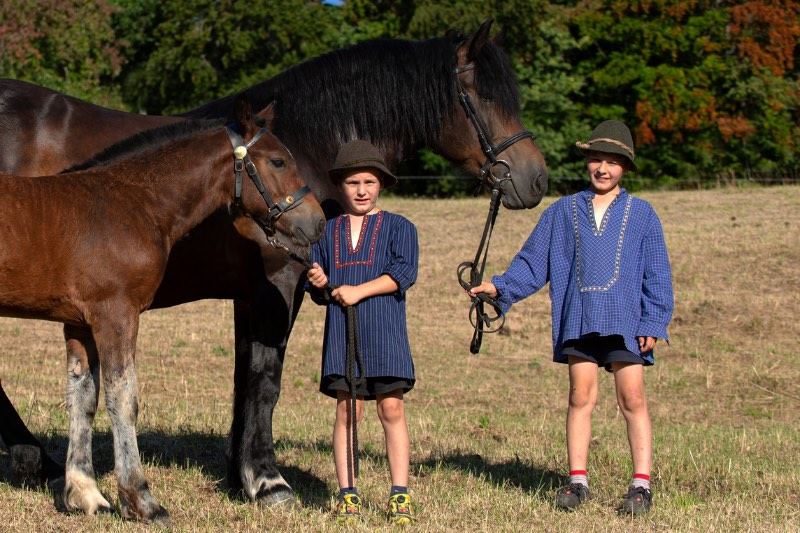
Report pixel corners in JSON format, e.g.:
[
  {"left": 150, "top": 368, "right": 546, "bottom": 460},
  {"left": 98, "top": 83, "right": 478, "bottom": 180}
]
[
  {"left": 471, "top": 121, "right": 673, "bottom": 515},
  {"left": 306, "top": 141, "right": 418, "bottom": 524}
]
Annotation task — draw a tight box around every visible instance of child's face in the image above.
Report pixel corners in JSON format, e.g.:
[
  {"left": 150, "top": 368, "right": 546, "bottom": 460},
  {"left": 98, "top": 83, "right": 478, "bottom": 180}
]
[
  {"left": 587, "top": 153, "right": 626, "bottom": 194},
  {"left": 340, "top": 171, "right": 381, "bottom": 215}
]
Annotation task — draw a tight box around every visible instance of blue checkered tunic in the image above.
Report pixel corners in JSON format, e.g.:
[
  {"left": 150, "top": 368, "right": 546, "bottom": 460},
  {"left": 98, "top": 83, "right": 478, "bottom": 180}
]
[
  {"left": 310, "top": 211, "right": 418, "bottom": 380},
  {"left": 492, "top": 188, "right": 673, "bottom": 364}
]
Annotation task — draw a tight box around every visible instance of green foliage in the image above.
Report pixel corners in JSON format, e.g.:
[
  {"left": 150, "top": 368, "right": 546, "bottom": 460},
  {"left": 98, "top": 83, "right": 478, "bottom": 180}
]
[
  {"left": 569, "top": 0, "right": 800, "bottom": 183},
  {"left": 0, "top": 0, "right": 125, "bottom": 106},
  {"left": 113, "top": 0, "right": 344, "bottom": 113},
  {"left": 1, "top": 0, "right": 796, "bottom": 188}
]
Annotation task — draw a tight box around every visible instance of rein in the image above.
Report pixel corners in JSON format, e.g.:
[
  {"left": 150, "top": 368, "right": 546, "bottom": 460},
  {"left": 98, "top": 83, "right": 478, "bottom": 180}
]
[
  {"left": 226, "top": 126, "right": 312, "bottom": 235},
  {"left": 457, "top": 180, "right": 505, "bottom": 354},
  {"left": 454, "top": 63, "right": 535, "bottom": 354}
]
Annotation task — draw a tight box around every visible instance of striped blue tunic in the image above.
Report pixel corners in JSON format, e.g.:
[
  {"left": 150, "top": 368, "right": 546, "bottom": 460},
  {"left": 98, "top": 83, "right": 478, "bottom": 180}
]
[
  {"left": 310, "top": 211, "right": 418, "bottom": 380},
  {"left": 491, "top": 188, "right": 673, "bottom": 364}
]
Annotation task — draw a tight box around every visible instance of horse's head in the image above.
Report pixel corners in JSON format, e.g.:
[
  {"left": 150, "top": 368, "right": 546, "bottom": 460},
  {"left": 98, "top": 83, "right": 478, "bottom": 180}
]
[
  {"left": 229, "top": 98, "right": 325, "bottom": 248},
  {"left": 437, "top": 20, "right": 548, "bottom": 210}
]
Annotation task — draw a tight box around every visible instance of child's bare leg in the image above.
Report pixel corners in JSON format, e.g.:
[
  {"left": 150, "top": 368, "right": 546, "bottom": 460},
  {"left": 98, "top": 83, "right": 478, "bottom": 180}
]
[
  {"left": 566, "top": 357, "right": 599, "bottom": 472},
  {"left": 611, "top": 362, "right": 651, "bottom": 476},
  {"left": 333, "top": 391, "right": 365, "bottom": 489},
  {"left": 376, "top": 390, "right": 409, "bottom": 487}
]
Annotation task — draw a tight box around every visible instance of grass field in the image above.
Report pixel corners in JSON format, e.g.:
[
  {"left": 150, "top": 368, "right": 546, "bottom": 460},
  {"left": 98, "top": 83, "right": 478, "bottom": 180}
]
[{"left": 0, "top": 186, "right": 798, "bottom": 532}]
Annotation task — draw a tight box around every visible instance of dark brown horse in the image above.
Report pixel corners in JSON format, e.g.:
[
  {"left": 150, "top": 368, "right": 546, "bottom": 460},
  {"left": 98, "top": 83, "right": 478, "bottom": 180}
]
[
  {"left": 0, "top": 20, "right": 548, "bottom": 505},
  {"left": 0, "top": 101, "right": 323, "bottom": 523}
]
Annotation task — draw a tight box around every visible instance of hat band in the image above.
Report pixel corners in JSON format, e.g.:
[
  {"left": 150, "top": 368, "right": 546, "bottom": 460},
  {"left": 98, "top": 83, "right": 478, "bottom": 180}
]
[{"left": 575, "top": 138, "right": 634, "bottom": 159}]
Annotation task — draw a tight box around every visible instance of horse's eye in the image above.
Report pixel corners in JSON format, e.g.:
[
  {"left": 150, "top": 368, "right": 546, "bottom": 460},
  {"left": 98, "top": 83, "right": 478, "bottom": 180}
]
[{"left": 270, "top": 158, "right": 285, "bottom": 168}]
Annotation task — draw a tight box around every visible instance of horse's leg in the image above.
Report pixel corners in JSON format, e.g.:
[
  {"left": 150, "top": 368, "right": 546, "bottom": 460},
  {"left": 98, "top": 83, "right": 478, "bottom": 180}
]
[
  {"left": 0, "top": 380, "right": 63, "bottom": 482},
  {"left": 62, "top": 324, "right": 112, "bottom": 514},
  {"left": 92, "top": 312, "right": 169, "bottom": 524},
  {"left": 228, "top": 271, "right": 303, "bottom": 505}
]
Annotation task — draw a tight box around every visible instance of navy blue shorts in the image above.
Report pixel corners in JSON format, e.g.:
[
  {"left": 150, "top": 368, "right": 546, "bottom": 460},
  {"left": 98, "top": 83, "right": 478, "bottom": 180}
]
[
  {"left": 321, "top": 375, "right": 414, "bottom": 400},
  {"left": 560, "top": 334, "right": 645, "bottom": 373}
]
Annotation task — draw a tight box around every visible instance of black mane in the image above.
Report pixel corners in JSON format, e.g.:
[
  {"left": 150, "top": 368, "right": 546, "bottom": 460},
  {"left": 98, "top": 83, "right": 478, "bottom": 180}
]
[
  {"left": 189, "top": 34, "right": 521, "bottom": 163},
  {"left": 62, "top": 118, "right": 226, "bottom": 173}
]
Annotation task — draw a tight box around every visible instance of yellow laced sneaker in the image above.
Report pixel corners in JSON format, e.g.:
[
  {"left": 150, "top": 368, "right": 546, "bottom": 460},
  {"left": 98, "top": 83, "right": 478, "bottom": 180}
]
[
  {"left": 386, "top": 492, "right": 414, "bottom": 525},
  {"left": 335, "top": 493, "right": 362, "bottom": 524}
]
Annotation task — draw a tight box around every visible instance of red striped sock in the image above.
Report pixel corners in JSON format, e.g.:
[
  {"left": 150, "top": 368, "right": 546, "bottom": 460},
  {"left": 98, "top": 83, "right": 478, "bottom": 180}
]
[
  {"left": 569, "top": 469, "right": 588, "bottom": 487},
  {"left": 631, "top": 473, "right": 650, "bottom": 490}
]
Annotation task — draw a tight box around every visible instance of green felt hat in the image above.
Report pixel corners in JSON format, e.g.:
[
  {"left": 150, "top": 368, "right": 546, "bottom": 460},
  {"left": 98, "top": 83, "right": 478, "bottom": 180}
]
[
  {"left": 576, "top": 120, "right": 637, "bottom": 170},
  {"left": 329, "top": 140, "right": 398, "bottom": 187}
]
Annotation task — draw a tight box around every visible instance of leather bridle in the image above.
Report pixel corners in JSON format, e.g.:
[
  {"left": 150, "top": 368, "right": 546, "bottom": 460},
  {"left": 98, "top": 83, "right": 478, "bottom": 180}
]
[
  {"left": 226, "top": 126, "right": 312, "bottom": 235},
  {"left": 454, "top": 63, "right": 536, "bottom": 354}
]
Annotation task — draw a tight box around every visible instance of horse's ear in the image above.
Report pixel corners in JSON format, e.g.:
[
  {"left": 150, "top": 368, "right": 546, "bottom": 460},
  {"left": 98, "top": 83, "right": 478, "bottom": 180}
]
[
  {"left": 255, "top": 101, "right": 276, "bottom": 128},
  {"left": 233, "top": 93, "right": 255, "bottom": 133},
  {"left": 467, "top": 18, "right": 493, "bottom": 60}
]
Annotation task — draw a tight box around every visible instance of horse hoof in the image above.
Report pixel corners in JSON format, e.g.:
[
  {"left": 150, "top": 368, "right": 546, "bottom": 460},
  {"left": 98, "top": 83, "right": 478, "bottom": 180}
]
[
  {"left": 256, "top": 486, "right": 296, "bottom": 507},
  {"left": 121, "top": 500, "right": 171, "bottom": 526},
  {"left": 149, "top": 506, "right": 171, "bottom": 528},
  {"left": 63, "top": 470, "right": 113, "bottom": 515},
  {"left": 10, "top": 445, "right": 41, "bottom": 486}
]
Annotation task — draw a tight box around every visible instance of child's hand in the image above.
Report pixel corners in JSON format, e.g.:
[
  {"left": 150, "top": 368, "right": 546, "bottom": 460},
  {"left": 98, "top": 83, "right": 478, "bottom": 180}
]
[
  {"left": 637, "top": 336, "right": 657, "bottom": 353},
  {"left": 307, "top": 262, "right": 328, "bottom": 289},
  {"left": 468, "top": 281, "right": 498, "bottom": 299},
  {"left": 331, "top": 285, "right": 363, "bottom": 307}
]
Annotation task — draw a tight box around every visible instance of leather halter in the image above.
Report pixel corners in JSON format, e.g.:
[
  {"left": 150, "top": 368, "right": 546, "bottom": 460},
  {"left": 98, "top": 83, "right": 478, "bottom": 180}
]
[
  {"left": 454, "top": 63, "right": 536, "bottom": 184},
  {"left": 226, "top": 126, "right": 312, "bottom": 234},
  {"left": 455, "top": 63, "right": 536, "bottom": 354}
]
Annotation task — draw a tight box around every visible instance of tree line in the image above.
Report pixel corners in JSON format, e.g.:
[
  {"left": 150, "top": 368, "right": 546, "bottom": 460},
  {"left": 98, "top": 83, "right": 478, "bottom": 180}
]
[{"left": 1, "top": 0, "right": 797, "bottom": 193}]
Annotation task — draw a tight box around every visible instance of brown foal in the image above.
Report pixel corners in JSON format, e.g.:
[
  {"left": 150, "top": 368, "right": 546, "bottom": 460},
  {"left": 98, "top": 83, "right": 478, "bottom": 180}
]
[{"left": 0, "top": 101, "right": 323, "bottom": 524}]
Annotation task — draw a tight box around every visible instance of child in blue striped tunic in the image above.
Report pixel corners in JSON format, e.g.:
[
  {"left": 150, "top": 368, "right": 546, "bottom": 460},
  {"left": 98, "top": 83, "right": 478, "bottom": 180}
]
[
  {"left": 306, "top": 140, "right": 418, "bottom": 525},
  {"left": 471, "top": 120, "right": 673, "bottom": 515}
]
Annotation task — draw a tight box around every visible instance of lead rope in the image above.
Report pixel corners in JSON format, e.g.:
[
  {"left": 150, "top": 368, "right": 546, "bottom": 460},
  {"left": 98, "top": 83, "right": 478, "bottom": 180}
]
[
  {"left": 265, "top": 237, "right": 364, "bottom": 487},
  {"left": 457, "top": 180, "right": 506, "bottom": 354},
  {"left": 345, "top": 305, "right": 365, "bottom": 485}
]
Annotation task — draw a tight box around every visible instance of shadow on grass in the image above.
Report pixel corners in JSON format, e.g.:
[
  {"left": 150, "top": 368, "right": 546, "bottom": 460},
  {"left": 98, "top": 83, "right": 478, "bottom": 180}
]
[
  {"left": 417, "top": 452, "right": 565, "bottom": 500},
  {"left": 0, "top": 430, "right": 330, "bottom": 510},
  {"left": 278, "top": 438, "right": 566, "bottom": 500}
]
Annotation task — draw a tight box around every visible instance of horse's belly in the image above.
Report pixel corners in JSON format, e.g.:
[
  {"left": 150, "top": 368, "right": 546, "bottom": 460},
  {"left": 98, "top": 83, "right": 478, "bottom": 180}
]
[{"left": 0, "top": 239, "right": 86, "bottom": 324}]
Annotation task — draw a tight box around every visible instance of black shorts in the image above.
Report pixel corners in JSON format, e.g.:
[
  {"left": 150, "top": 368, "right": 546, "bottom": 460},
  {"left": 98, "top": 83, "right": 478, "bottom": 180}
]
[
  {"left": 560, "top": 334, "right": 645, "bottom": 373},
  {"left": 320, "top": 375, "right": 414, "bottom": 400}
]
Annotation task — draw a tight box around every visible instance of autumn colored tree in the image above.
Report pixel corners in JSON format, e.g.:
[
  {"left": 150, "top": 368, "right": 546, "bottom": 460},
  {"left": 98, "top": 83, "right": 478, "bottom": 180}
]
[
  {"left": 569, "top": 0, "right": 799, "bottom": 184},
  {"left": 1, "top": 1, "right": 796, "bottom": 186}
]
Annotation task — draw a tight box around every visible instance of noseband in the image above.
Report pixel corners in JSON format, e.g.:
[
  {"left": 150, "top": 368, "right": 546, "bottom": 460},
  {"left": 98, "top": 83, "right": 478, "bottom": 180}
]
[
  {"left": 455, "top": 63, "right": 536, "bottom": 354},
  {"left": 226, "top": 126, "right": 312, "bottom": 235}
]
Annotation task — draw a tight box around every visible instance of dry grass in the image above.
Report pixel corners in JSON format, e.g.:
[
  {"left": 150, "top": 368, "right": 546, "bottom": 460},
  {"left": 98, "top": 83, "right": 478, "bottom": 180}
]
[{"left": 0, "top": 186, "right": 798, "bottom": 531}]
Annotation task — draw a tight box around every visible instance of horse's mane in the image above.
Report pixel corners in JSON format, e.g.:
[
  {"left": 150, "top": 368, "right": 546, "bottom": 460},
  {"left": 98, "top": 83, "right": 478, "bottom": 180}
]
[
  {"left": 190, "top": 34, "right": 521, "bottom": 162},
  {"left": 62, "top": 118, "right": 227, "bottom": 173}
]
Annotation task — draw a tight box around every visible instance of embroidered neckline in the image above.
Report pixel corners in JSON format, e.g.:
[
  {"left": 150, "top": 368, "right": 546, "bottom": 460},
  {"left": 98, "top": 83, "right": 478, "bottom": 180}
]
[
  {"left": 334, "top": 211, "right": 385, "bottom": 269},
  {"left": 572, "top": 194, "right": 632, "bottom": 292},
  {"left": 586, "top": 193, "right": 620, "bottom": 236},
  {"left": 345, "top": 214, "right": 369, "bottom": 254}
]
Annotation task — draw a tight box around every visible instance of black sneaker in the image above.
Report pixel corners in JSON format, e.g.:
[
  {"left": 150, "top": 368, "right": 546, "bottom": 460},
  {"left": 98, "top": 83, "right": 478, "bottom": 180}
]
[
  {"left": 555, "top": 483, "right": 590, "bottom": 511},
  {"left": 619, "top": 485, "right": 652, "bottom": 515}
]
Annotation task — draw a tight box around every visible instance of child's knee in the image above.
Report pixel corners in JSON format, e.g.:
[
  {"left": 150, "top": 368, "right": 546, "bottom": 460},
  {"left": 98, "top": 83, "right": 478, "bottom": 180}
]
[
  {"left": 336, "top": 397, "right": 365, "bottom": 423},
  {"left": 617, "top": 388, "right": 646, "bottom": 414},
  {"left": 568, "top": 386, "right": 597, "bottom": 410},
  {"left": 377, "top": 397, "right": 405, "bottom": 425}
]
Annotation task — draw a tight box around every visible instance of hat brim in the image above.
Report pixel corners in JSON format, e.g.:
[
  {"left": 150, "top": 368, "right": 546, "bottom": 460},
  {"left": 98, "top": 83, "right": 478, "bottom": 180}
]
[
  {"left": 578, "top": 142, "right": 637, "bottom": 171},
  {"left": 329, "top": 162, "right": 398, "bottom": 187}
]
